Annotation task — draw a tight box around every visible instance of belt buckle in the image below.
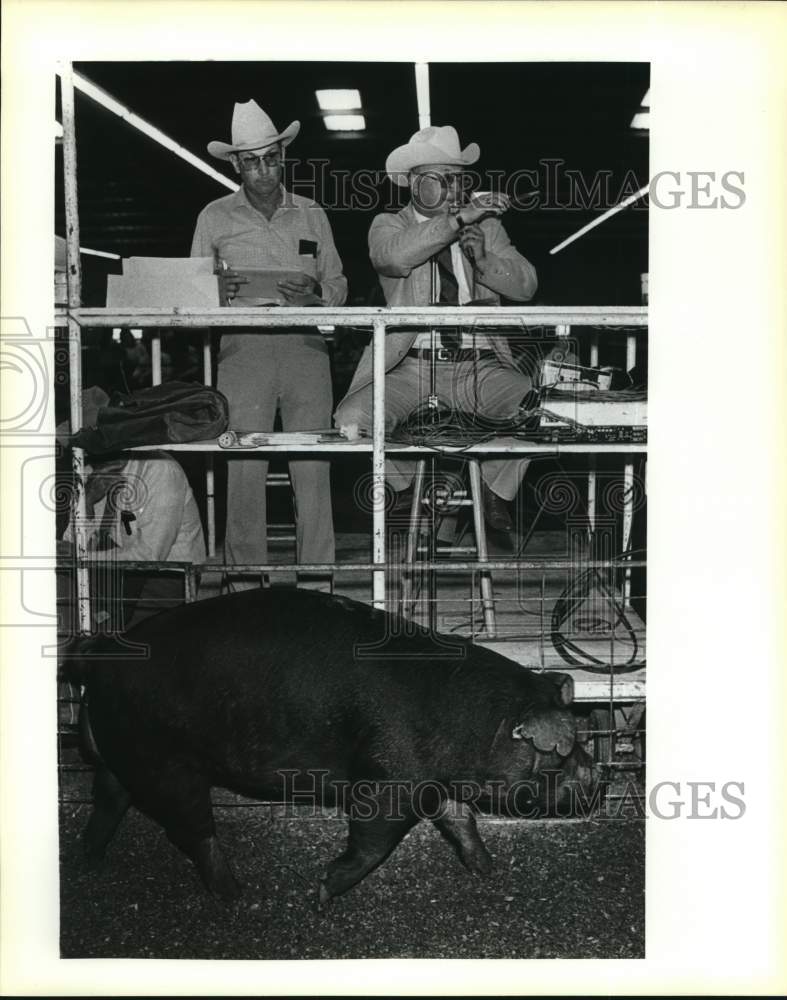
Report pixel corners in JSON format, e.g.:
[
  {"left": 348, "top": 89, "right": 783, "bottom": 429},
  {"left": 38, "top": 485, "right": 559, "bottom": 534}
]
[{"left": 436, "top": 347, "right": 453, "bottom": 362}]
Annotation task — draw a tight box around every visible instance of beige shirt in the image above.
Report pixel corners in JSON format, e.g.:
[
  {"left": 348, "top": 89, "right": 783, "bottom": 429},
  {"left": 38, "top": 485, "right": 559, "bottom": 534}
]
[
  {"left": 65, "top": 454, "right": 206, "bottom": 565},
  {"left": 338, "top": 203, "right": 538, "bottom": 406},
  {"left": 190, "top": 186, "right": 347, "bottom": 306}
]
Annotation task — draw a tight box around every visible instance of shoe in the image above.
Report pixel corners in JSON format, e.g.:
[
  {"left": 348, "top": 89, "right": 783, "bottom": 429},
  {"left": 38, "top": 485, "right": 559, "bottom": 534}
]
[{"left": 481, "top": 484, "right": 513, "bottom": 532}]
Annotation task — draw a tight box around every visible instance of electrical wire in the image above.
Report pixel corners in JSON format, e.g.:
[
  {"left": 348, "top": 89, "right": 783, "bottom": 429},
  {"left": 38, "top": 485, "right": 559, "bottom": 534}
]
[
  {"left": 549, "top": 549, "right": 646, "bottom": 673},
  {"left": 390, "top": 399, "right": 647, "bottom": 665}
]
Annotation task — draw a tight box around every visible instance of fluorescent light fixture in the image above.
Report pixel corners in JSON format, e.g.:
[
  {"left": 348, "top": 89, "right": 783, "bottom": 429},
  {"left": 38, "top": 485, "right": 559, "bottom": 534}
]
[
  {"left": 81, "top": 246, "right": 121, "bottom": 260},
  {"left": 59, "top": 69, "right": 239, "bottom": 192},
  {"left": 315, "top": 89, "right": 361, "bottom": 111},
  {"left": 641, "top": 89, "right": 650, "bottom": 108},
  {"left": 630, "top": 111, "right": 650, "bottom": 130},
  {"left": 324, "top": 114, "right": 365, "bottom": 131},
  {"left": 415, "top": 63, "right": 431, "bottom": 129}
]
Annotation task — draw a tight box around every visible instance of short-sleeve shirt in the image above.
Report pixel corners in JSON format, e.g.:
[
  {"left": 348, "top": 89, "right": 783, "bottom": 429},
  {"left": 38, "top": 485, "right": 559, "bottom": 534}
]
[{"left": 190, "top": 186, "right": 347, "bottom": 306}]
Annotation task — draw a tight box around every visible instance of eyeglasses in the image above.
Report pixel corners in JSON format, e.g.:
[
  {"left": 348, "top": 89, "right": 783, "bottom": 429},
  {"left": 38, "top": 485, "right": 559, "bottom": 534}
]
[
  {"left": 414, "top": 171, "right": 471, "bottom": 190},
  {"left": 237, "top": 151, "right": 283, "bottom": 170}
]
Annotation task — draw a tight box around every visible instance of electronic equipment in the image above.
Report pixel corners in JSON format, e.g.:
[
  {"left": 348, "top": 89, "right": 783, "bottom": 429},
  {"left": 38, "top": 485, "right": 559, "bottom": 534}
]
[
  {"left": 539, "top": 358, "right": 617, "bottom": 392},
  {"left": 536, "top": 386, "right": 647, "bottom": 442},
  {"left": 539, "top": 393, "right": 647, "bottom": 428},
  {"left": 530, "top": 424, "right": 647, "bottom": 444}
]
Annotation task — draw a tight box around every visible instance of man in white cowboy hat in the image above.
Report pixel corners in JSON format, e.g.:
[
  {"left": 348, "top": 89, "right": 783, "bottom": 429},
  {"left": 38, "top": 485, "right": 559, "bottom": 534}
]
[
  {"left": 334, "top": 125, "right": 537, "bottom": 532},
  {"left": 191, "top": 100, "right": 347, "bottom": 590}
]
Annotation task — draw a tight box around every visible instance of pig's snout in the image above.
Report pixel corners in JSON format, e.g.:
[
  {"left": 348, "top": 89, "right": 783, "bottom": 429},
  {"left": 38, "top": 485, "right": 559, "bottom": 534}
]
[
  {"left": 571, "top": 749, "right": 596, "bottom": 794},
  {"left": 561, "top": 748, "right": 608, "bottom": 817}
]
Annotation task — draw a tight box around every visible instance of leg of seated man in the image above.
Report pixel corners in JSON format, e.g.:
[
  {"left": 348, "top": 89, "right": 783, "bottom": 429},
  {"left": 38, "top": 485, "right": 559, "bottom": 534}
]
[
  {"left": 452, "top": 360, "right": 533, "bottom": 502},
  {"left": 335, "top": 360, "right": 426, "bottom": 492}
]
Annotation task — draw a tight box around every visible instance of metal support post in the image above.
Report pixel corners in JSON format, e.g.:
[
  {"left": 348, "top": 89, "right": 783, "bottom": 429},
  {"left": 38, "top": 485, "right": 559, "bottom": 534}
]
[
  {"left": 61, "top": 62, "right": 91, "bottom": 635},
  {"left": 587, "top": 328, "right": 599, "bottom": 539},
  {"left": 427, "top": 258, "right": 439, "bottom": 629},
  {"left": 402, "top": 460, "right": 426, "bottom": 616},
  {"left": 371, "top": 317, "right": 387, "bottom": 609},
  {"left": 588, "top": 460, "right": 597, "bottom": 534},
  {"left": 622, "top": 461, "right": 635, "bottom": 607},
  {"left": 467, "top": 459, "right": 497, "bottom": 638},
  {"left": 626, "top": 334, "right": 637, "bottom": 373},
  {"left": 151, "top": 333, "right": 162, "bottom": 385},
  {"left": 202, "top": 330, "right": 216, "bottom": 557}
]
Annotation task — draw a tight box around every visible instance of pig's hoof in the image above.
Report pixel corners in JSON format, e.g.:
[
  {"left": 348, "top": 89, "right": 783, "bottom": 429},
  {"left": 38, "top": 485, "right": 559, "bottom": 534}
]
[
  {"left": 82, "top": 838, "right": 106, "bottom": 869},
  {"left": 202, "top": 868, "right": 243, "bottom": 901},
  {"left": 466, "top": 850, "right": 493, "bottom": 877},
  {"left": 192, "top": 837, "right": 242, "bottom": 900},
  {"left": 211, "top": 877, "right": 243, "bottom": 902}
]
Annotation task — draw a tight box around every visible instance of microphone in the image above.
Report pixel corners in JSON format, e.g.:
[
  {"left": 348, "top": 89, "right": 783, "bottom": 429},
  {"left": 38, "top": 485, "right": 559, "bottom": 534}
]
[{"left": 452, "top": 197, "right": 476, "bottom": 267}]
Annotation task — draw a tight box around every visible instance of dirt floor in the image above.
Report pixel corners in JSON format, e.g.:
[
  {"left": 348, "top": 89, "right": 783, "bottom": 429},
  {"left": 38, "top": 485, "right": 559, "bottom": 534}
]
[{"left": 59, "top": 804, "right": 645, "bottom": 960}]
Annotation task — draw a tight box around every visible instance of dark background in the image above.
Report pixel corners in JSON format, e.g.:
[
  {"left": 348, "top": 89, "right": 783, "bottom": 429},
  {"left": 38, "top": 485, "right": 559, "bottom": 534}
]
[{"left": 56, "top": 61, "right": 649, "bottom": 307}]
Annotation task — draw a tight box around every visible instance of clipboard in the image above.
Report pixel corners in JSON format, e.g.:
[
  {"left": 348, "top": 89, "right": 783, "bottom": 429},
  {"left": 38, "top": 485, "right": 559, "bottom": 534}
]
[{"left": 232, "top": 267, "right": 304, "bottom": 305}]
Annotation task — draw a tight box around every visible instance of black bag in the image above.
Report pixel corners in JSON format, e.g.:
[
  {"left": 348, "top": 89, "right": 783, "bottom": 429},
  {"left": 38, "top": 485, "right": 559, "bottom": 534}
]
[{"left": 71, "top": 381, "right": 229, "bottom": 455}]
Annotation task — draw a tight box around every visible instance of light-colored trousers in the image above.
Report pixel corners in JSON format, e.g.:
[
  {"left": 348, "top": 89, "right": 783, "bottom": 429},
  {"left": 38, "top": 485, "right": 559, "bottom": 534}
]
[
  {"left": 334, "top": 356, "right": 532, "bottom": 501},
  {"left": 218, "top": 332, "right": 335, "bottom": 586}
]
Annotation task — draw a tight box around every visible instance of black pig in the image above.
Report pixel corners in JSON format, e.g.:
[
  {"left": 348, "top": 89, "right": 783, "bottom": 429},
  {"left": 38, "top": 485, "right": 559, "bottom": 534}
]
[{"left": 75, "top": 588, "right": 598, "bottom": 903}]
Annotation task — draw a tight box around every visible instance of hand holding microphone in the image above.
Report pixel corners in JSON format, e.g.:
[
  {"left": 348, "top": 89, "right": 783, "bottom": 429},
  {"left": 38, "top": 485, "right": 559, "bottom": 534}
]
[
  {"left": 454, "top": 190, "right": 510, "bottom": 226},
  {"left": 452, "top": 191, "right": 509, "bottom": 267},
  {"left": 458, "top": 224, "right": 486, "bottom": 268}
]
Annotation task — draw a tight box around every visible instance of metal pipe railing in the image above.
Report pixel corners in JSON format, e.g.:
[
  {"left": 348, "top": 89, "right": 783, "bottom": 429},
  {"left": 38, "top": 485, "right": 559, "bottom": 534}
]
[
  {"left": 61, "top": 64, "right": 91, "bottom": 636},
  {"left": 63, "top": 304, "right": 648, "bottom": 328},
  {"left": 371, "top": 317, "right": 387, "bottom": 609},
  {"left": 60, "top": 304, "right": 648, "bottom": 624}
]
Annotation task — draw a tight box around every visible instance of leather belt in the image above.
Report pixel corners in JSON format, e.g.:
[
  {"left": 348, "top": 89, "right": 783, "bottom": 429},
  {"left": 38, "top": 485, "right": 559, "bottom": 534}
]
[{"left": 406, "top": 348, "right": 497, "bottom": 363}]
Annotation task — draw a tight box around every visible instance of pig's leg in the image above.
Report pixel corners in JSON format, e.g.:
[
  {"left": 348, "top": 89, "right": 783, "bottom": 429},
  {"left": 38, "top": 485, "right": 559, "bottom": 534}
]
[
  {"left": 433, "top": 799, "right": 493, "bottom": 876},
  {"left": 131, "top": 763, "right": 241, "bottom": 901},
  {"left": 319, "top": 813, "right": 418, "bottom": 904},
  {"left": 184, "top": 836, "right": 241, "bottom": 901},
  {"left": 83, "top": 764, "right": 132, "bottom": 864}
]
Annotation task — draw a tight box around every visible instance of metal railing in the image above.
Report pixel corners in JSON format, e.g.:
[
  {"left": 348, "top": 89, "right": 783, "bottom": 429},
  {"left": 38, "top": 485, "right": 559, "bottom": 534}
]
[{"left": 61, "top": 303, "right": 647, "bottom": 626}]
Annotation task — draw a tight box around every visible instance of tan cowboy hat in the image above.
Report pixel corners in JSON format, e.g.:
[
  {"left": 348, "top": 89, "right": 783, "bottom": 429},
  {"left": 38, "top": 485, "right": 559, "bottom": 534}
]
[
  {"left": 207, "top": 100, "right": 300, "bottom": 161},
  {"left": 386, "top": 125, "right": 480, "bottom": 186}
]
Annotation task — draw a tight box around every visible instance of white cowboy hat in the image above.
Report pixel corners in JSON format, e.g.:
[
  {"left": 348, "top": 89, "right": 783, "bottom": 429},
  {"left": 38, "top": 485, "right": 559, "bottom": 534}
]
[
  {"left": 207, "top": 100, "right": 300, "bottom": 161},
  {"left": 386, "top": 125, "right": 480, "bottom": 186}
]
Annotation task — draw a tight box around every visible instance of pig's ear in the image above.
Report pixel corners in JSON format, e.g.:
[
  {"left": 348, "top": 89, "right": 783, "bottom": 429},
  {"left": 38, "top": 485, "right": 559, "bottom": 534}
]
[
  {"left": 512, "top": 709, "right": 576, "bottom": 757},
  {"left": 549, "top": 672, "right": 574, "bottom": 707}
]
